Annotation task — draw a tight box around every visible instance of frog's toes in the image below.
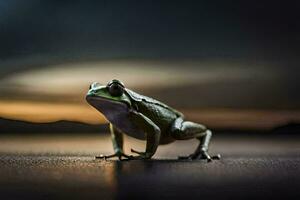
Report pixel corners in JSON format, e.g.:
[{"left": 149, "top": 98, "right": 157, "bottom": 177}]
[
  {"left": 198, "top": 151, "right": 212, "bottom": 161},
  {"left": 211, "top": 154, "right": 221, "bottom": 160},
  {"left": 95, "top": 154, "right": 106, "bottom": 159},
  {"left": 131, "top": 148, "right": 143, "bottom": 155},
  {"left": 196, "top": 152, "right": 221, "bottom": 161},
  {"left": 96, "top": 154, "right": 117, "bottom": 160},
  {"left": 178, "top": 152, "right": 221, "bottom": 162},
  {"left": 178, "top": 154, "right": 195, "bottom": 160},
  {"left": 95, "top": 153, "right": 133, "bottom": 161}
]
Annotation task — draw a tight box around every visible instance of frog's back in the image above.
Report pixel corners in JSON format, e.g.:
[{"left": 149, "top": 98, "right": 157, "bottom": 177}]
[{"left": 126, "top": 89, "right": 182, "bottom": 116}]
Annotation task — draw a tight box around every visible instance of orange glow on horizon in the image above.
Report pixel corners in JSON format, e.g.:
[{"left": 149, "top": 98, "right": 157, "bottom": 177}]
[{"left": 0, "top": 100, "right": 107, "bottom": 124}]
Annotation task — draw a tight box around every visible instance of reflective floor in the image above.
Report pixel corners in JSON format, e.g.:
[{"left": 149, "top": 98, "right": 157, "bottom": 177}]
[{"left": 0, "top": 134, "right": 300, "bottom": 199}]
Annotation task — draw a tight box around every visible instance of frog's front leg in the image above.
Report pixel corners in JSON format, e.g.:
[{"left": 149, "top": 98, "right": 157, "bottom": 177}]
[
  {"left": 96, "top": 123, "right": 132, "bottom": 160},
  {"left": 170, "top": 117, "right": 221, "bottom": 162},
  {"left": 129, "top": 111, "right": 161, "bottom": 160}
]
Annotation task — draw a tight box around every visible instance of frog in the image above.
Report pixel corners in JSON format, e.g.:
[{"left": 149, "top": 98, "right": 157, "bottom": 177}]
[{"left": 86, "top": 79, "right": 220, "bottom": 161}]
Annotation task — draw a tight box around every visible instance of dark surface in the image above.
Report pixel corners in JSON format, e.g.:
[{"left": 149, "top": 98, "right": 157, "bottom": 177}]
[
  {"left": 1, "top": 155, "right": 300, "bottom": 200},
  {"left": 0, "top": 134, "right": 299, "bottom": 200}
]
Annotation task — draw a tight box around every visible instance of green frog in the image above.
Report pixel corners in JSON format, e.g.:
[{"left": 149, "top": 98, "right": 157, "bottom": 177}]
[{"left": 86, "top": 79, "right": 220, "bottom": 161}]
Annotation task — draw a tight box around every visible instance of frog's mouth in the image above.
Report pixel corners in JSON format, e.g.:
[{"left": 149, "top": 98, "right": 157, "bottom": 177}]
[{"left": 86, "top": 95, "right": 130, "bottom": 108}]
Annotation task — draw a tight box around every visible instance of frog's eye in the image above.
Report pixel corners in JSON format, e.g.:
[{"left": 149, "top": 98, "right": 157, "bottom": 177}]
[
  {"left": 108, "top": 82, "right": 124, "bottom": 97},
  {"left": 107, "top": 79, "right": 124, "bottom": 88}
]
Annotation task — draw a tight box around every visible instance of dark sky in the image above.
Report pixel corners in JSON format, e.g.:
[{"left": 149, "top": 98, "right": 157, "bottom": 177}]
[
  {"left": 0, "top": 1, "right": 299, "bottom": 107},
  {"left": 0, "top": 1, "right": 300, "bottom": 74}
]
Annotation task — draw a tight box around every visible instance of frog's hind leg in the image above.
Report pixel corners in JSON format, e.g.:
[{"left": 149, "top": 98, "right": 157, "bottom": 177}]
[
  {"left": 185, "top": 129, "right": 221, "bottom": 161},
  {"left": 170, "top": 117, "right": 221, "bottom": 161}
]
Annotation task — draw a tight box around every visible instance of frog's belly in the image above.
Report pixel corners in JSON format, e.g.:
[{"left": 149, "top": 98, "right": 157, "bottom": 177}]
[
  {"left": 111, "top": 114, "right": 175, "bottom": 144},
  {"left": 110, "top": 113, "right": 146, "bottom": 140}
]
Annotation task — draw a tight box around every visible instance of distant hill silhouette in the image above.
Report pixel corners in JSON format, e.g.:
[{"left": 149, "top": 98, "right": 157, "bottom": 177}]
[
  {"left": 271, "top": 123, "right": 300, "bottom": 135},
  {"left": 0, "top": 117, "right": 299, "bottom": 135},
  {"left": 214, "top": 122, "right": 300, "bottom": 135},
  {"left": 0, "top": 118, "right": 108, "bottom": 134}
]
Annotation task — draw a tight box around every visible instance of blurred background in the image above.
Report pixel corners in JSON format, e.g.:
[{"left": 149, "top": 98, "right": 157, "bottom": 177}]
[
  {"left": 1, "top": 2, "right": 300, "bottom": 199},
  {"left": 0, "top": 0, "right": 300, "bottom": 131}
]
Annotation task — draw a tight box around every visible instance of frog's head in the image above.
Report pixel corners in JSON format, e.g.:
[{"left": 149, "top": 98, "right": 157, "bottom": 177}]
[{"left": 86, "top": 79, "right": 132, "bottom": 120}]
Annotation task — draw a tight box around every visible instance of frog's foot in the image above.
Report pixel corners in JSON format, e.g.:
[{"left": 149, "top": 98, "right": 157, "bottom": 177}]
[
  {"left": 178, "top": 151, "right": 221, "bottom": 162},
  {"left": 95, "top": 152, "right": 133, "bottom": 161},
  {"left": 129, "top": 149, "right": 152, "bottom": 160}
]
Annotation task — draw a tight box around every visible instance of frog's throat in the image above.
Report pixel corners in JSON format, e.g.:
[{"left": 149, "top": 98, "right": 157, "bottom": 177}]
[
  {"left": 86, "top": 96, "right": 130, "bottom": 121},
  {"left": 87, "top": 95, "right": 146, "bottom": 140}
]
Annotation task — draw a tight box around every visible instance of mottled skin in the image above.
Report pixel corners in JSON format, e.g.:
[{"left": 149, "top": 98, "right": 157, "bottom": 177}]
[{"left": 86, "top": 80, "right": 220, "bottom": 161}]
